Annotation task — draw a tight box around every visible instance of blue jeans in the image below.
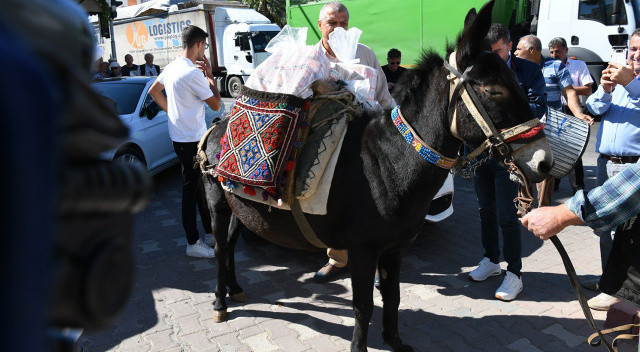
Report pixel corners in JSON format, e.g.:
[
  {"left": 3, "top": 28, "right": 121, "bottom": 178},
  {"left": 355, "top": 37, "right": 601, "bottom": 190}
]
[{"left": 473, "top": 158, "right": 522, "bottom": 276}]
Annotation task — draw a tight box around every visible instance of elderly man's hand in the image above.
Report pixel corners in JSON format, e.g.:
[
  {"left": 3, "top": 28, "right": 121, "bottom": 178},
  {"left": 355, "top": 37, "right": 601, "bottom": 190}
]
[
  {"left": 520, "top": 204, "right": 583, "bottom": 240},
  {"left": 608, "top": 62, "right": 635, "bottom": 86}
]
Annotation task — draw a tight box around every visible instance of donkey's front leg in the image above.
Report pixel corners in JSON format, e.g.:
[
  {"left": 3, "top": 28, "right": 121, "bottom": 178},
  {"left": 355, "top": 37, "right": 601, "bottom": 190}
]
[
  {"left": 379, "top": 250, "right": 412, "bottom": 352},
  {"left": 225, "top": 215, "right": 246, "bottom": 303},
  {"left": 348, "top": 248, "right": 378, "bottom": 352}
]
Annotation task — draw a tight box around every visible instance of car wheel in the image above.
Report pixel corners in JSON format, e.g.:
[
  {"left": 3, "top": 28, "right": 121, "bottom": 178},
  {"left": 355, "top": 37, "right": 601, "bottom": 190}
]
[
  {"left": 114, "top": 148, "right": 146, "bottom": 171},
  {"left": 227, "top": 76, "right": 243, "bottom": 98}
]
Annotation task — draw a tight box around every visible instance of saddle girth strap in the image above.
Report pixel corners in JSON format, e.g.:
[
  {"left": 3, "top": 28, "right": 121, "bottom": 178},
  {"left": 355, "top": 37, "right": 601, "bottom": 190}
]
[
  {"left": 196, "top": 122, "right": 220, "bottom": 174},
  {"left": 290, "top": 198, "right": 328, "bottom": 249}
]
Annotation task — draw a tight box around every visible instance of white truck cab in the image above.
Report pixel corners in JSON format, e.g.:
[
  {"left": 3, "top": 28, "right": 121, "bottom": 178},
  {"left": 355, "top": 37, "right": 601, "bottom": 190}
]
[{"left": 534, "top": 0, "right": 639, "bottom": 83}]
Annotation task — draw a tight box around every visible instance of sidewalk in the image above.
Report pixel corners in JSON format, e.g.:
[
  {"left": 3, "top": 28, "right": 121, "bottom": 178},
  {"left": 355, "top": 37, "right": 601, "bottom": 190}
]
[{"left": 79, "top": 122, "right": 638, "bottom": 352}]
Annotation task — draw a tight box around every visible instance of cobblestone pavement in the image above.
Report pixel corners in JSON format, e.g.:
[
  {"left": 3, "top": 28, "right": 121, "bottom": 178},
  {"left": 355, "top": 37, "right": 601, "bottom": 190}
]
[{"left": 79, "top": 120, "right": 638, "bottom": 352}]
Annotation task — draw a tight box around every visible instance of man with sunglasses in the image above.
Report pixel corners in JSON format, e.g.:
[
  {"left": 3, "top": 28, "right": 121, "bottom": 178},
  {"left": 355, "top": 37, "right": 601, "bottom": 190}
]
[
  {"left": 149, "top": 25, "right": 222, "bottom": 258},
  {"left": 381, "top": 48, "right": 406, "bottom": 92}
]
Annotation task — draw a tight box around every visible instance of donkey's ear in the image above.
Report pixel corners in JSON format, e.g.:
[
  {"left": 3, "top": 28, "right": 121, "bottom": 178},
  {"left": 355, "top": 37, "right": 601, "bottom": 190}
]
[
  {"left": 464, "top": 8, "right": 477, "bottom": 28},
  {"left": 456, "top": 0, "right": 494, "bottom": 70}
]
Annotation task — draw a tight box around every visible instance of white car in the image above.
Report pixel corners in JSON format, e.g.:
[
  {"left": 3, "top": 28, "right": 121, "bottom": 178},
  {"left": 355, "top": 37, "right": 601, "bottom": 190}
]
[
  {"left": 424, "top": 173, "right": 454, "bottom": 222},
  {"left": 92, "top": 77, "right": 225, "bottom": 175}
]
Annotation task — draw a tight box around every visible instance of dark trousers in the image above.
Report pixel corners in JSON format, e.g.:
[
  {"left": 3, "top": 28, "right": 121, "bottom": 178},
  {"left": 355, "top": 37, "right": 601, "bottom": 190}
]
[
  {"left": 173, "top": 141, "right": 212, "bottom": 245},
  {"left": 473, "top": 158, "right": 522, "bottom": 276},
  {"left": 554, "top": 157, "right": 585, "bottom": 190}
]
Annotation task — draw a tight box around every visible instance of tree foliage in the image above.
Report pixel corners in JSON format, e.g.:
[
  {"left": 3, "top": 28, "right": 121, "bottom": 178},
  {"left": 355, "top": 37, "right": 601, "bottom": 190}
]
[{"left": 241, "top": 0, "right": 286, "bottom": 27}]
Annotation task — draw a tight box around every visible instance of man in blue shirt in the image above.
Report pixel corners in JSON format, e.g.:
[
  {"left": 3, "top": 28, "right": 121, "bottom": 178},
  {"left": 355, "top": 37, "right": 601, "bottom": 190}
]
[
  {"left": 582, "top": 28, "right": 640, "bottom": 311},
  {"left": 515, "top": 35, "right": 593, "bottom": 208},
  {"left": 467, "top": 24, "right": 547, "bottom": 302}
]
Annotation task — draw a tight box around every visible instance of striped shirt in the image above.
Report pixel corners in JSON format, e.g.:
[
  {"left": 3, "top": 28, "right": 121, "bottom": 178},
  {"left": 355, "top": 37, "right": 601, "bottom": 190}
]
[
  {"left": 565, "top": 161, "right": 640, "bottom": 231},
  {"left": 541, "top": 57, "right": 573, "bottom": 110}
]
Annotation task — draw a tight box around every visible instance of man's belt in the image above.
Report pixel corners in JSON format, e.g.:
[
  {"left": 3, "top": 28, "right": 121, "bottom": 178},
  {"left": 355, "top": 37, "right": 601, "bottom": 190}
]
[{"left": 601, "top": 154, "right": 640, "bottom": 164}]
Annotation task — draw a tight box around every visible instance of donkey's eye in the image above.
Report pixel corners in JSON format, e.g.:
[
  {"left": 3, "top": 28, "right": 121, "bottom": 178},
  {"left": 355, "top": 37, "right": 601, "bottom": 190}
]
[{"left": 483, "top": 88, "right": 504, "bottom": 97}]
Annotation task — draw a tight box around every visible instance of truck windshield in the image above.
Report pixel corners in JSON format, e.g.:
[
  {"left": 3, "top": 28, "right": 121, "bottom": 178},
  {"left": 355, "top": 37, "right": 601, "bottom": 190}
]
[
  {"left": 578, "top": 0, "right": 628, "bottom": 25},
  {"left": 251, "top": 31, "right": 280, "bottom": 52},
  {"left": 91, "top": 82, "right": 145, "bottom": 115}
]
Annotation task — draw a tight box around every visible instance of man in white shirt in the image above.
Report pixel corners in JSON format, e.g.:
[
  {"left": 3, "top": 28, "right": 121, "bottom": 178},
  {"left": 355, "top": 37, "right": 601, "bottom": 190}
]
[
  {"left": 313, "top": 1, "right": 394, "bottom": 282},
  {"left": 149, "top": 25, "right": 222, "bottom": 258},
  {"left": 548, "top": 37, "right": 594, "bottom": 193}
]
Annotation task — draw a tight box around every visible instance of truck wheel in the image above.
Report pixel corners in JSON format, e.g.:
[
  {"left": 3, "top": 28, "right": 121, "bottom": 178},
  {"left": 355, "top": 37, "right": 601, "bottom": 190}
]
[{"left": 227, "top": 76, "right": 243, "bottom": 98}]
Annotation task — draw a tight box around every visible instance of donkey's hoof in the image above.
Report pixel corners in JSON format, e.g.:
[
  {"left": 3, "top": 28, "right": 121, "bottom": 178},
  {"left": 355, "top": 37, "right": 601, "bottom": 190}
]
[
  {"left": 213, "top": 309, "right": 228, "bottom": 322},
  {"left": 230, "top": 292, "right": 247, "bottom": 303}
]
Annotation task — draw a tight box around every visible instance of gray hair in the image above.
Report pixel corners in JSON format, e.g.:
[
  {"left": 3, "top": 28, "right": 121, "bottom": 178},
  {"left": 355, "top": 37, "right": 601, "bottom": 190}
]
[
  {"left": 548, "top": 37, "right": 567, "bottom": 49},
  {"left": 319, "top": 1, "right": 349, "bottom": 22},
  {"left": 632, "top": 28, "right": 640, "bottom": 41},
  {"left": 486, "top": 23, "right": 510, "bottom": 45},
  {"left": 520, "top": 35, "right": 542, "bottom": 52}
]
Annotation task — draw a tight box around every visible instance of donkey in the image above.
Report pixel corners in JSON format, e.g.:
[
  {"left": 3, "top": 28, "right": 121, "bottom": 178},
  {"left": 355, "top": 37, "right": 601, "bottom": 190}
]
[{"left": 202, "top": 2, "right": 552, "bottom": 351}]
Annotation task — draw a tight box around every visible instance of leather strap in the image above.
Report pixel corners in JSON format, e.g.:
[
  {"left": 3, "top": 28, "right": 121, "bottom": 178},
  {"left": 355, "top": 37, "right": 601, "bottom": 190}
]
[
  {"left": 588, "top": 324, "right": 639, "bottom": 352},
  {"left": 550, "top": 235, "right": 616, "bottom": 352},
  {"left": 290, "top": 197, "right": 328, "bottom": 249}
]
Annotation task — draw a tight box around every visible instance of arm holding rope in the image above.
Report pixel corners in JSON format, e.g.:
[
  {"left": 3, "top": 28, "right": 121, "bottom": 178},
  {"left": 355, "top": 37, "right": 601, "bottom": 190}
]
[{"left": 522, "top": 162, "right": 640, "bottom": 237}]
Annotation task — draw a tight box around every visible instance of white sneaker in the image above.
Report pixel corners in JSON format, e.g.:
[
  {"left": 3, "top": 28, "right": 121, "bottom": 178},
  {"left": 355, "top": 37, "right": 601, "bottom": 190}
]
[
  {"left": 495, "top": 271, "right": 523, "bottom": 301},
  {"left": 186, "top": 240, "right": 215, "bottom": 258},
  {"left": 588, "top": 293, "right": 620, "bottom": 311},
  {"left": 204, "top": 233, "right": 215, "bottom": 247},
  {"left": 468, "top": 257, "right": 502, "bottom": 282}
]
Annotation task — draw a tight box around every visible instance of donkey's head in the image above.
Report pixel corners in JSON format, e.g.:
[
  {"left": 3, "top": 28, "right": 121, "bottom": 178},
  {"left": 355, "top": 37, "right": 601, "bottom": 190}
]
[{"left": 451, "top": 1, "right": 553, "bottom": 184}]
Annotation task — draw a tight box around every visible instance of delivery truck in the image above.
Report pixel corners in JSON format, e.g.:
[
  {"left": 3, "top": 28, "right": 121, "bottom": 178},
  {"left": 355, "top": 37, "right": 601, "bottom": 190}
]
[
  {"left": 94, "top": 1, "right": 281, "bottom": 97},
  {"left": 286, "top": 0, "right": 637, "bottom": 85}
]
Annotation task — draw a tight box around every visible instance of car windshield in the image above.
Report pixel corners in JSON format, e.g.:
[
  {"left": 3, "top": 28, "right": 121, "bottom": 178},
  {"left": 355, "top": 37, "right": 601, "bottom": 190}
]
[
  {"left": 251, "top": 31, "right": 280, "bottom": 52},
  {"left": 91, "top": 82, "right": 146, "bottom": 115}
]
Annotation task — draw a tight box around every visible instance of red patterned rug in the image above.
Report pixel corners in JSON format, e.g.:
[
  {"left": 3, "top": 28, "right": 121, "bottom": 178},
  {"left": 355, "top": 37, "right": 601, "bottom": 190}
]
[{"left": 216, "top": 87, "right": 307, "bottom": 195}]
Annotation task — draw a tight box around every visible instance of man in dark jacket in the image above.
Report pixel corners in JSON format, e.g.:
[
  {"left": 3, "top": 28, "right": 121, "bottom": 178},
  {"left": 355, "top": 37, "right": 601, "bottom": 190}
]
[
  {"left": 140, "top": 53, "right": 160, "bottom": 76},
  {"left": 467, "top": 23, "right": 547, "bottom": 302}
]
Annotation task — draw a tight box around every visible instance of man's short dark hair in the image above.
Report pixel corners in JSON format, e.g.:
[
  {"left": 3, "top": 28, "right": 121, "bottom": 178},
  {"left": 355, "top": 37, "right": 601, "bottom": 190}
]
[
  {"left": 387, "top": 48, "right": 401, "bottom": 59},
  {"left": 486, "top": 23, "right": 511, "bottom": 46},
  {"left": 548, "top": 37, "right": 567, "bottom": 49},
  {"left": 182, "top": 25, "right": 208, "bottom": 49}
]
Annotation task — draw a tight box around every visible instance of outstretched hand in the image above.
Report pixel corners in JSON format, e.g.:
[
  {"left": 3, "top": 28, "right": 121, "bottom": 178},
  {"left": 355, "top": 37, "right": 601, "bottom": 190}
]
[{"left": 520, "top": 204, "right": 583, "bottom": 240}]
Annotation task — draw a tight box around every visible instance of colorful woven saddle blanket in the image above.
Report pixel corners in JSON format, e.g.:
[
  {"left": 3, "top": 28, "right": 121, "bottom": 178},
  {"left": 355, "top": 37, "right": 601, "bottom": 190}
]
[
  {"left": 215, "top": 87, "right": 307, "bottom": 194},
  {"left": 217, "top": 81, "right": 359, "bottom": 214}
]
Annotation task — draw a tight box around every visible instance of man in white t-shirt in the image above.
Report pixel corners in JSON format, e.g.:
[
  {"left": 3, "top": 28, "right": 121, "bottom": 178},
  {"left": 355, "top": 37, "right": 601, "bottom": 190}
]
[
  {"left": 149, "top": 25, "right": 222, "bottom": 258},
  {"left": 548, "top": 37, "right": 594, "bottom": 194}
]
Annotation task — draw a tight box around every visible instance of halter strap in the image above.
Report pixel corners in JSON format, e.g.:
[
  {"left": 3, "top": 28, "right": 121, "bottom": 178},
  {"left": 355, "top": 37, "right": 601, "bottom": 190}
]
[
  {"left": 391, "top": 106, "right": 457, "bottom": 169},
  {"left": 444, "top": 51, "right": 542, "bottom": 158}
]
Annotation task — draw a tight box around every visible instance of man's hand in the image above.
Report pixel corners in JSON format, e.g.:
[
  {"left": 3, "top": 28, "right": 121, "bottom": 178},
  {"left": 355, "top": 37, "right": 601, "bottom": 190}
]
[
  {"left": 149, "top": 80, "right": 168, "bottom": 112},
  {"left": 576, "top": 112, "right": 594, "bottom": 125},
  {"left": 196, "top": 55, "right": 214, "bottom": 80},
  {"left": 601, "top": 66, "right": 617, "bottom": 93},
  {"left": 608, "top": 62, "right": 635, "bottom": 86},
  {"left": 520, "top": 204, "right": 584, "bottom": 240}
]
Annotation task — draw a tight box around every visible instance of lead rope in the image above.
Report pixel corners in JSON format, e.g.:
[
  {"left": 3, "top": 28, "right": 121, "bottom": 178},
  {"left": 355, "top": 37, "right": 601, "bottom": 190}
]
[{"left": 513, "top": 165, "right": 616, "bottom": 352}]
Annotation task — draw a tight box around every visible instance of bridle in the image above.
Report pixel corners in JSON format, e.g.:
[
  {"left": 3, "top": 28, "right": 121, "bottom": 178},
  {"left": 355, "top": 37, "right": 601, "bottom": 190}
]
[{"left": 443, "top": 51, "right": 544, "bottom": 214}]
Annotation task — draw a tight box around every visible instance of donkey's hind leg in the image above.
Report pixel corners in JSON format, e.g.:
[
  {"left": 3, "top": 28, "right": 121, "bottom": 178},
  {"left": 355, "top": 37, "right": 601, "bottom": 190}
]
[
  {"left": 225, "top": 214, "right": 246, "bottom": 303},
  {"left": 379, "top": 249, "right": 413, "bottom": 352},
  {"left": 203, "top": 175, "right": 234, "bottom": 322}
]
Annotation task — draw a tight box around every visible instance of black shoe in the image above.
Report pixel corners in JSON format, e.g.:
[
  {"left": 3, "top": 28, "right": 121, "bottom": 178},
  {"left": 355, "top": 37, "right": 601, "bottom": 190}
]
[
  {"left": 581, "top": 278, "right": 600, "bottom": 292},
  {"left": 313, "top": 263, "right": 346, "bottom": 283}
]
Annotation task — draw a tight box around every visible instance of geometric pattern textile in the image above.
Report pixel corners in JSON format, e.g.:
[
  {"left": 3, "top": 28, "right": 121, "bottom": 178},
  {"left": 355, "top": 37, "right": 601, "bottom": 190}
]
[{"left": 216, "top": 87, "right": 305, "bottom": 189}]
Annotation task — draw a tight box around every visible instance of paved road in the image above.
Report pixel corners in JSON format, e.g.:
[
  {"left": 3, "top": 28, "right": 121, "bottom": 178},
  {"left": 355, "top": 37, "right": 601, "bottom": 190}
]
[{"left": 79, "top": 120, "right": 638, "bottom": 352}]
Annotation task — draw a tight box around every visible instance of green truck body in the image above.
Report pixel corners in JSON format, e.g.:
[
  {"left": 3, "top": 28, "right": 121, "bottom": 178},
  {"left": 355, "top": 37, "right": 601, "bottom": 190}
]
[{"left": 285, "top": 0, "right": 518, "bottom": 66}]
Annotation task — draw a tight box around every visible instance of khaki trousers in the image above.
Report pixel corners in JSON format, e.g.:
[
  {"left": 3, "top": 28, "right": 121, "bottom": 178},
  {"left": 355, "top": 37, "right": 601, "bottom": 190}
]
[{"left": 327, "top": 248, "right": 348, "bottom": 268}]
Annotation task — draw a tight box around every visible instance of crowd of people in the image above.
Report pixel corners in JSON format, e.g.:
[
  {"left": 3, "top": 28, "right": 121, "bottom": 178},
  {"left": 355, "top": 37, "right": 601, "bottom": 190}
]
[
  {"left": 91, "top": 52, "right": 161, "bottom": 79},
  {"left": 95, "top": 0, "right": 639, "bottom": 334}
]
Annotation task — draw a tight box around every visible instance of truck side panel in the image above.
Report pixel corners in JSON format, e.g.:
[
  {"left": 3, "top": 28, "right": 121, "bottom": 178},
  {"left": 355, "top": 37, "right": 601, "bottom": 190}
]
[{"left": 97, "top": 10, "right": 208, "bottom": 67}]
